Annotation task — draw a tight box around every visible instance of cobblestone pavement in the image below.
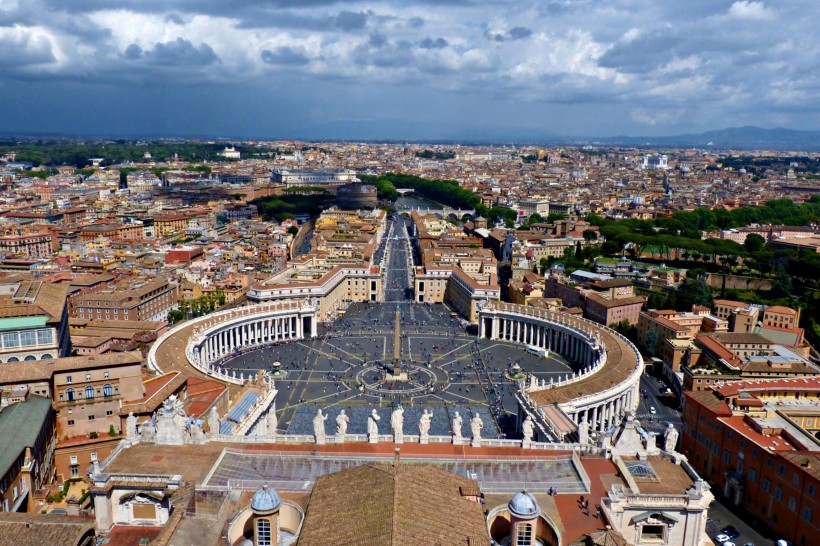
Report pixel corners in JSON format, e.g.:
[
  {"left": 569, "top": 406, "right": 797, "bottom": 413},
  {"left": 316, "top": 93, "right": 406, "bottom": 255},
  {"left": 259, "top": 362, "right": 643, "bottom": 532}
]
[{"left": 220, "top": 302, "right": 572, "bottom": 437}]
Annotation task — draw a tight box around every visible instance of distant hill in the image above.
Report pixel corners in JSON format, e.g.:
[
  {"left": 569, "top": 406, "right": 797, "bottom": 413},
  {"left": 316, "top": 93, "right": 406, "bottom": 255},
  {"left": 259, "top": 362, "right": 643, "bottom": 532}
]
[{"left": 584, "top": 126, "right": 820, "bottom": 150}]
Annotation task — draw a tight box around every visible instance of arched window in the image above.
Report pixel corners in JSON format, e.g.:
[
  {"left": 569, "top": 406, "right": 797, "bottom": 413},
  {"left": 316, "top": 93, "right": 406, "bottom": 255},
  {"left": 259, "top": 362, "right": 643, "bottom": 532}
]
[
  {"left": 41, "top": 354, "right": 53, "bottom": 360},
  {"left": 103, "top": 384, "right": 113, "bottom": 397},
  {"left": 66, "top": 388, "right": 75, "bottom": 402},
  {"left": 256, "top": 518, "right": 272, "bottom": 546},
  {"left": 85, "top": 386, "right": 94, "bottom": 399},
  {"left": 24, "top": 355, "right": 36, "bottom": 361},
  {"left": 7, "top": 357, "right": 19, "bottom": 363},
  {"left": 516, "top": 523, "right": 533, "bottom": 546}
]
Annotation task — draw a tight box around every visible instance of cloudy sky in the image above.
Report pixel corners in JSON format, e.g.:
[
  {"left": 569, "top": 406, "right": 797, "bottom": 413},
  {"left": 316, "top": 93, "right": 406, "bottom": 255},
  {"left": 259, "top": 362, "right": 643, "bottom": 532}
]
[{"left": 1, "top": 0, "right": 818, "bottom": 140}]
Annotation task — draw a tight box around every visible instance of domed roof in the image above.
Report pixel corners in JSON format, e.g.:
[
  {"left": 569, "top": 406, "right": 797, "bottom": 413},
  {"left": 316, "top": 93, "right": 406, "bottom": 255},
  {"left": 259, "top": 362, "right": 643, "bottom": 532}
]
[
  {"left": 251, "top": 484, "right": 281, "bottom": 514},
  {"left": 508, "top": 490, "right": 539, "bottom": 519}
]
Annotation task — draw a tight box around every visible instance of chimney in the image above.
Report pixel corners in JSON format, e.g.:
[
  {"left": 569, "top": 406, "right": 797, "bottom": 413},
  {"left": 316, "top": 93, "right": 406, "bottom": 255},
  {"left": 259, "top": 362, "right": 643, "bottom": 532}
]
[{"left": 394, "top": 448, "right": 401, "bottom": 468}]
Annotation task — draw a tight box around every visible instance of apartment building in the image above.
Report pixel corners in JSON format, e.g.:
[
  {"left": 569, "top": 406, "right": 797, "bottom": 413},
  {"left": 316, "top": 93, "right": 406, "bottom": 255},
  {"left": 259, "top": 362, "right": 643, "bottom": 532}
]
[
  {"left": 682, "top": 379, "right": 820, "bottom": 546},
  {"left": 0, "top": 226, "right": 57, "bottom": 258},
  {"left": 0, "top": 395, "right": 55, "bottom": 512},
  {"left": 545, "top": 273, "right": 647, "bottom": 327},
  {"left": 0, "top": 280, "right": 72, "bottom": 362},
  {"left": 72, "top": 277, "right": 176, "bottom": 323}
]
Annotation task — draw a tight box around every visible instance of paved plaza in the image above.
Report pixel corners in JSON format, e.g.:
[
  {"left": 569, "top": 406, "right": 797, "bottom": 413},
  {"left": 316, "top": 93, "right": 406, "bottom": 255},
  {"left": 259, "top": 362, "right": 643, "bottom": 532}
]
[{"left": 220, "top": 302, "right": 573, "bottom": 437}]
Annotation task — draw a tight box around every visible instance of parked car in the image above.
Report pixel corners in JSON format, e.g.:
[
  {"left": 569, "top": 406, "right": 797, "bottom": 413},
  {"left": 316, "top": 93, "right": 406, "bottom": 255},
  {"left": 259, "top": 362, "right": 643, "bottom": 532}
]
[
  {"left": 721, "top": 526, "right": 740, "bottom": 539},
  {"left": 716, "top": 534, "right": 731, "bottom": 543},
  {"left": 776, "top": 541, "right": 793, "bottom": 546},
  {"left": 650, "top": 406, "right": 657, "bottom": 414},
  {"left": 741, "top": 542, "right": 754, "bottom": 546}
]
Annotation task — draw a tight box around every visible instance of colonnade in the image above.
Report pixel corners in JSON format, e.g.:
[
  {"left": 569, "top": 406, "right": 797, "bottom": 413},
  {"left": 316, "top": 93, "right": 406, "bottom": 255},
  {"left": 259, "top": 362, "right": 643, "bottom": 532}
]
[
  {"left": 487, "top": 315, "right": 599, "bottom": 368},
  {"left": 197, "top": 314, "right": 306, "bottom": 363},
  {"left": 479, "top": 302, "right": 643, "bottom": 442}
]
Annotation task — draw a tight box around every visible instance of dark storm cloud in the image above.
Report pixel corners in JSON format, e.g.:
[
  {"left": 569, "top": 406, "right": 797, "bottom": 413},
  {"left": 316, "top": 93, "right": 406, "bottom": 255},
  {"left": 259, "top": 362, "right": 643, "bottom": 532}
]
[
  {"left": 419, "top": 37, "right": 448, "bottom": 49},
  {"left": 143, "top": 38, "right": 220, "bottom": 66},
  {"left": 261, "top": 47, "right": 311, "bottom": 66},
  {"left": 485, "top": 26, "right": 533, "bottom": 42},
  {"left": 164, "top": 13, "right": 185, "bottom": 25}
]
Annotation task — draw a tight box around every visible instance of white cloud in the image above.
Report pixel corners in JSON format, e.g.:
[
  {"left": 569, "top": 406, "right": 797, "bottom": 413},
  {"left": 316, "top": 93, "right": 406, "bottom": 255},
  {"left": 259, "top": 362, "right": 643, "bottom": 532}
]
[{"left": 727, "top": 1, "right": 774, "bottom": 21}]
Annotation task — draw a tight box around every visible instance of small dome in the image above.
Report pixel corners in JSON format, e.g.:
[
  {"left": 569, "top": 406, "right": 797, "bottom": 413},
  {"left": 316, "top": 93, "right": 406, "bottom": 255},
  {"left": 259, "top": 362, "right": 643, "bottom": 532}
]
[
  {"left": 251, "top": 484, "right": 281, "bottom": 514},
  {"left": 508, "top": 490, "right": 539, "bottom": 519}
]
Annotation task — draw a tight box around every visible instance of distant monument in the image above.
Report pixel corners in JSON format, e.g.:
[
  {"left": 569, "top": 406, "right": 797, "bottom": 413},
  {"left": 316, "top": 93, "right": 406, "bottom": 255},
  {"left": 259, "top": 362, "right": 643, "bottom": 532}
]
[
  {"left": 386, "top": 307, "right": 407, "bottom": 381},
  {"left": 208, "top": 407, "right": 220, "bottom": 436}
]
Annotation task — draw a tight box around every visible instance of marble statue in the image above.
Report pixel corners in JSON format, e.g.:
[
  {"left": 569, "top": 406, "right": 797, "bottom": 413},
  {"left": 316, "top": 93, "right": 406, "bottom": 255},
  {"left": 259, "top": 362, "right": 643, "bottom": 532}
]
[
  {"left": 189, "top": 421, "right": 206, "bottom": 444},
  {"left": 470, "top": 414, "right": 484, "bottom": 447},
  {"left": 368, "top": 409, "right": 381, "bottom": 442},
  {"left": 452, "top": 411, "right": 463, "bottom": 441},
  {"left": 391, "top": 405, "right": 404, "bottom": 443},
  {"left": 207, "top": 407, "right": 219, "bottom": 436},
  {"left": 267, "top": 409, "right": 278, "bottom": 436},
  {"left": 336, "top": 410, "right": 350, "bottom": 437},
  {"left": 578, "top": 420, "right": 589, "bottom": 445},
  {"left": 522, "top": 415, "right": 534, "bottom": 444},
  {"left": 664, "top": 423, "right": 679, "bottom": 452},
  {"left": 126, "top": 412, "right": 138, "bottom": 440},
  {"left": 155, "top": 396, "right": 186, "bottom": 445},
  {"left": 256, "top": 415, "right": 268, "bottom": 437},
  {"left": 418, "top": 409, "right": 432, "bottom": 443},
  {"left": 92, "top": 460, "right": 101, "bottom": 476},
  {"left": 139, "top": 420, "right": 156, "bottom": 443},
  {"left": 313, "top": 409, "right": 328, "bottom": 444}
]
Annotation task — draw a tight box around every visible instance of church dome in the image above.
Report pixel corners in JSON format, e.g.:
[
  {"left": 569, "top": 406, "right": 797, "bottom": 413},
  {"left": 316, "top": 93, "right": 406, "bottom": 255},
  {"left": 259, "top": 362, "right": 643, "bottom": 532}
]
[
  {"left": 251, "top": 484, "right": 281, "bottom": 515},
  {"left": 508, "top": 490, "right": 540, "bottom": 519}
]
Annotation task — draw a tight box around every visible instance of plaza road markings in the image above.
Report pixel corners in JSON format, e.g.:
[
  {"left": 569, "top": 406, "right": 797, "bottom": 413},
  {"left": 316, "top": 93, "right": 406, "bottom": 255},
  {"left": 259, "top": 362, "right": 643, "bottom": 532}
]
[
  {"left": 431, "top": 340, "right": 476, "bottom": 366},
  {"left": 323, "top": 340, "right": 368, "bottom": 362}
]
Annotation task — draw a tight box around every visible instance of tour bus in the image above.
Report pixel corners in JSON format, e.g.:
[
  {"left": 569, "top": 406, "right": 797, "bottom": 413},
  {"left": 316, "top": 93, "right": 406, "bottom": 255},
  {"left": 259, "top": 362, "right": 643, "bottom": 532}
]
[{"left": 526, "top": 346, "right": 548, "bottom": 358}]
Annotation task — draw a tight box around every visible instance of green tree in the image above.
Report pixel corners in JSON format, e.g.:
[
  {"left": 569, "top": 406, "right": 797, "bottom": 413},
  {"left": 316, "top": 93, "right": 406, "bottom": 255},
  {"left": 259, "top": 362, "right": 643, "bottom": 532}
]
[
  {"left": 288, "top": 226, "right": 299, "bottom": 236},
  {"left": 743, "top": 233, "right": 766, "bottom": 253},
  {"left": 583, "top": 229, "right": 598, "bottom": 242},
  {"left": 539, "top": 257, "right": 549, "bottom": 275},
  {"left": 675, "top": 278, "right": 711, "bottom": 311}
]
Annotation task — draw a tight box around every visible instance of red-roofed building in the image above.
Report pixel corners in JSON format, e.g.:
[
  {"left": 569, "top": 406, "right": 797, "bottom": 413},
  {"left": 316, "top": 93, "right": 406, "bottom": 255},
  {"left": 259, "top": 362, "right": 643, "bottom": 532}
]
[{"left": 682, "top": 379, "right": 820, "bottom": 546}]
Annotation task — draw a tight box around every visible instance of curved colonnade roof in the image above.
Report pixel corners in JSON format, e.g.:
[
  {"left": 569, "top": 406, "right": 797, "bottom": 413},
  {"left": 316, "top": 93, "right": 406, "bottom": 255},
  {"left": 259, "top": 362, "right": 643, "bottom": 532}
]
[{"left": 496, "top": 308, "right": 639, "bottom": 406}]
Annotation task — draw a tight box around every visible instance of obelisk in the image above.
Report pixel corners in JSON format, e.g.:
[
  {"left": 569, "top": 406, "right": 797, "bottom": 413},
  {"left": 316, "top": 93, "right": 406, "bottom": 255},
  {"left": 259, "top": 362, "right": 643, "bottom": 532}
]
[{"left": 392, "top": 306, "right": 402, "bottom": 376}]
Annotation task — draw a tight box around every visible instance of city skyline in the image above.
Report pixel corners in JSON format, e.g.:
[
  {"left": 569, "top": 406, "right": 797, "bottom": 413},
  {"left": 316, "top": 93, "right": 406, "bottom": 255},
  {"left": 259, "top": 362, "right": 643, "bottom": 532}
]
[{"left": 1, "top": 0, "right": 819, "bottom": 140}]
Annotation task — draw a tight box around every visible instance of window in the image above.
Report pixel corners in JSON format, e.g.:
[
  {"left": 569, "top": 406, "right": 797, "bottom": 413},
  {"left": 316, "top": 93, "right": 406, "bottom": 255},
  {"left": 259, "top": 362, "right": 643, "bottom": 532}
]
[
  {"left": 66, "top": 376, "right": 72, "bottom": 384},
  {"left": 256, "top": 519, "right": 272, "bottom": 546},
  {"left": 794, "top": 474, "right": 800, "bottom": 486},
  {"left": 103, "top": 384, "right": 112, "bottom": 397},
  {"left": 19, "top": 331, "right": 36, "bottom": 347},
  {"left": 516, "top": 523, "right": 533, "bottom": 546},
  {"left": 103, "top": 372, "right": 109, "bottom": 380},
  {"left": 85, "top": 374, "right": 92, "bottom": 381},
  {"left": 779, "top": 464, "right": 787, "bottom": 476},
  {"left": 763, "top": 479, "right": 771, "bottom": 492},
  {"left": 802, "top": 507, "right": 813, "bottom": 522},
  {"left": 775, "top": 486, "right": 783, "bottom": 501},
  {"left": 767, "top": 458, "right": 775, "bottom": 468},
  {"left": 641, "top": 525, "right": 665, "bottom": 541},
  {"left": 66, "top": 388, "right": 75, "bottom": 402},
  {"left": 88, "top": 415, "right": 95, "bottom": 421},
  {"left": 70, "top": 456, "right": 78, "bottom": 464},
  {"left": 723, "top": 451, "right": 731, "bottom": 464},
  {"left": 85, "top": 386, "right": 94, "bottom": 399},
  {"left": 789, "top": 497, "right": 797, "bottom": 511},
  {"left": 106, "top": 410, "right": 113, "bottom": 416},
  {"left": 70, "top": 466, "right": 79, "bottom": 477},
  {"left": 90, "top": 453, "right": 97, "bottom": 461},
  {"left": 809, "top": 484, "right": 816, "bottom": 497},
  {"left": 2, "top": 332, "right": 18, "bottom": 348},
  {"left": 67, "top": 419, "right": 74, "bottom": 426},
  {"left": 748, "top": 469, "right": 756, "bottom": 482},
  {"left": 37, "top": 329, "right": 51, "bottom": 345}
]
